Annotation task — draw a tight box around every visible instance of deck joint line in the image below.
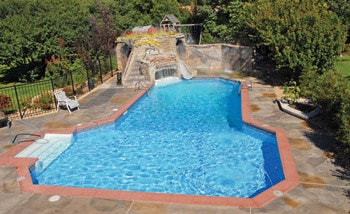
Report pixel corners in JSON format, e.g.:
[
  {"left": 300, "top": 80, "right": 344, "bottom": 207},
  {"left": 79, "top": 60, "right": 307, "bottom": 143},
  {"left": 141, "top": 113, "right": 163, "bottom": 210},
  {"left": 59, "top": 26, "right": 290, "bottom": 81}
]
[
  {"left": 301, "top": 181, "right": 350, "bottom": 189},
  {"left": 125, "top": 200, "right": 135, "bottom": 214}
]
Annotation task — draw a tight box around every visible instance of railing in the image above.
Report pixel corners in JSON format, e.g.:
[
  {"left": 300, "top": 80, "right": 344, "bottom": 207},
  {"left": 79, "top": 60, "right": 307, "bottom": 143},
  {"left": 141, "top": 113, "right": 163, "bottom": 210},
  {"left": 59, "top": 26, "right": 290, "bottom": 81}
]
[
  {"left": 135, "top": 80, "right": 151, "bottom": 96},
  {"left": 245, "top": 79, "right": 253, "bottom": 90},
  {"left": 7, "top": 120, "right": 44, "bottom": 144},
  {"left": 135, "top": 80, "right": 147, "bottom": 91},
  {"left": 0, "top": 68, "right": 115, "bottom": 120}
]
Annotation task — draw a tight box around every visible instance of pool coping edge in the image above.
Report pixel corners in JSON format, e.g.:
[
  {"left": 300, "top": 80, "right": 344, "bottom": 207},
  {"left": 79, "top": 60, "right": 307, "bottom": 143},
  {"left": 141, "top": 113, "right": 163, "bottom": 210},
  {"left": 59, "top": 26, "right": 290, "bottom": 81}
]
[{"left": 0, "top": 79, "right": 300, "bottom": 208}]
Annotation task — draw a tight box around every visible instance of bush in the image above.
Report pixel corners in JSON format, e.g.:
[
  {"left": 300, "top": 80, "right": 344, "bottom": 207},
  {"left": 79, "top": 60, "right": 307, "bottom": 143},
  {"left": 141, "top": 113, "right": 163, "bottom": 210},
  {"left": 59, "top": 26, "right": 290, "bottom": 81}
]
[
  {"left": 338, "top": 90, "right": 350, "bottom": 151},
  {"left": 0, "top": 94, "right": 12, "bottom": 110},
  {"left": 38, "top": 92, "right": 54, "bottom": 110},
  {"left": 62, "top": 86, "right": 73, "bottom": 97},
  {"left": 301, "top": 69, "right": 350, "bottom": 152},
  {"left": 283, "top": 80, "right": 301, "bottom": 103},
  {"left": 33, "top": 92, "right": 54, "bottom": 111},
  {"left": 243, "top": 0, "right": 347, "bottom": 80}
]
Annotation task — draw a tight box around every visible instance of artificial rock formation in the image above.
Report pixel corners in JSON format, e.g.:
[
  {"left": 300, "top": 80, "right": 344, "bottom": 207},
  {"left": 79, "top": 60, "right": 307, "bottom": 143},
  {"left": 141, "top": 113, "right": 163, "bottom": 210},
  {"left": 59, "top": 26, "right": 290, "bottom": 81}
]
[{"left": 115, "top": 33, "right": 252, "bottom": 87}]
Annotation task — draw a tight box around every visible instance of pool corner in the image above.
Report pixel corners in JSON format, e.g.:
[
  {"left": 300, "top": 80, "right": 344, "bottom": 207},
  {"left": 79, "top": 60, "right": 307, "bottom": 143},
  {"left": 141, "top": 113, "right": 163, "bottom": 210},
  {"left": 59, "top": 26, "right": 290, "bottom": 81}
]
[{"left": 240, "top": 82, "right": 300, "bottom": 207}]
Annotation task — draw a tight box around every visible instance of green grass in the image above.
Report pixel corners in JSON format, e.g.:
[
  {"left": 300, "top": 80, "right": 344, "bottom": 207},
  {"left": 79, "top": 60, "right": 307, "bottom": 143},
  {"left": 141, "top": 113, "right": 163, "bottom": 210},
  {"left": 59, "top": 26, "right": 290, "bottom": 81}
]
[
  {"left": 0, "top": 80, "right": 54, "bottom": 112},
  {"left": 335, "top": 55, "right": 350, "bottom": 80},
  {"left": 0, "top": 81, "right": 15, "bottom": 88}
]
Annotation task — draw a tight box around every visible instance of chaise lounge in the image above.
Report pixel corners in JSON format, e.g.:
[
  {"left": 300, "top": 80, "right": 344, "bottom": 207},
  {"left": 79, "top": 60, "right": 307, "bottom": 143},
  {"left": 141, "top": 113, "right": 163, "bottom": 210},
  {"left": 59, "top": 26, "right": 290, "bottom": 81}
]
[{"left": 54, "top": 91, "right": 80, "bottom": 113}]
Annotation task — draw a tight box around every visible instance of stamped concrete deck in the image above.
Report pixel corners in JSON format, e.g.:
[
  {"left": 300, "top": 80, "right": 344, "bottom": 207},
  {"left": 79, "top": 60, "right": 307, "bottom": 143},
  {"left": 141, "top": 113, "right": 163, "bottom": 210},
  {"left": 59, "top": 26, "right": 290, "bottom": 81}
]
[{"left": 0, "top": 75, "right": 349, "bottom": 213}]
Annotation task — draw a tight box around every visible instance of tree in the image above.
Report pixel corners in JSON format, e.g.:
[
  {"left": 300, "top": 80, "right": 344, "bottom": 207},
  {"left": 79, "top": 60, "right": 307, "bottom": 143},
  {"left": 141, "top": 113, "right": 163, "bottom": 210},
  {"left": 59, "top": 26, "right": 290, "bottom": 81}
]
[
  {"left": 191, "top": 0, "right": 247, "bottom": 44},
  {"left": 300, "top": 68, "right": 350, "bottom": 153},
  {"left": 110, "top": 0, "right": 185, "bottom": 32},
  {"left": 242, "top": 0, "right": 347, "bottom": 80},
  {"left": 326, "top": 0, "right": 350, "bottom": 43},
  {"left": 0, "top": 0, "right": 88, "bottom": 82},
  {"left": 75, "top": 2, "right": 117, "bottom": 83},
  {"left": 0, "top": 0, "right": 190, "bottom": 83}
]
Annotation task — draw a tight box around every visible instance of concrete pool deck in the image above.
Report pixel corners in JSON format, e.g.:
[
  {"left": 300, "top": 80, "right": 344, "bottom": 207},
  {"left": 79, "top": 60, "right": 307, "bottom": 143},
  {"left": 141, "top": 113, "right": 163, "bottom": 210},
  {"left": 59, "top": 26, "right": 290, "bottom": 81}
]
[{"left": 0, "top": 75, "right": 349, "bottom": 213}]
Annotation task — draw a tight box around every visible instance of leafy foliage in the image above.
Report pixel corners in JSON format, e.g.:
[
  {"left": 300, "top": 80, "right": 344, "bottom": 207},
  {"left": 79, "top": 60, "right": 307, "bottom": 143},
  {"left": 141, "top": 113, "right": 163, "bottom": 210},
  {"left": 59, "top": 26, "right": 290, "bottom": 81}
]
[
  {"left": 301, "top": 69, "right": 350, "bottom": 152},
  {"left": 326, "top": 0, "right": 350, "bottom": 43},
  {"left": 0, "top": 0, "right": 348, "bottom": 154},
  {"left": 34, "top": 92, "right": 54, "bottom": 110},
  {"left": 0, "top": 0, "right": 88, "bottom": 82},
  {"left": 45, "top": 38, "right": 72, "bottom": 79},
  {"left": 110, "top": 0, "right": 185, "bottom": 32},
  {"left": 242, "top": 0, "right": 347, "bottom": 80},
  {"left": 283, "top": 81, "right": 301, "bottom": 103},
  {"left": 75, "top": 2, "right": 117, "bottom": 78},
  {"left": 0, "top": 94, "right": 12, "bottom": 110},
  {"left": 194, "top": 1, "right": 244, "bottom": 44},
  {"left": 0, "top": 0, "right": 187, "bottom": 83},
  {"left": 335, "top": 55, "right": 350, "bottom": 80}
]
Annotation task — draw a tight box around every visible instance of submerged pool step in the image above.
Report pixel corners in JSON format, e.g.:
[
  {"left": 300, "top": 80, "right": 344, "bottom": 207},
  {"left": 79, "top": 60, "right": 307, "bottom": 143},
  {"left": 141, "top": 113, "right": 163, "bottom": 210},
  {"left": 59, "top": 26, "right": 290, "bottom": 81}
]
[{"left": 15, "top": 134, "right": 72, "bottom": 172}]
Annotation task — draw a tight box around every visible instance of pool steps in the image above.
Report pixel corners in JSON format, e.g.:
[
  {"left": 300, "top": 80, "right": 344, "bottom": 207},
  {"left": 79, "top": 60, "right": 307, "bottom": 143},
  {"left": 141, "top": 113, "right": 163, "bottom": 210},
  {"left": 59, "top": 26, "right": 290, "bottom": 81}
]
[
  {"left": 7, "top": 119, "right": 44, "bottom": 144},
  {"left": 15, "top": 134, "right": 72, "bottom": 172},
  {"left": 0, "top": 78, "right": 300, "bottom": 208}
]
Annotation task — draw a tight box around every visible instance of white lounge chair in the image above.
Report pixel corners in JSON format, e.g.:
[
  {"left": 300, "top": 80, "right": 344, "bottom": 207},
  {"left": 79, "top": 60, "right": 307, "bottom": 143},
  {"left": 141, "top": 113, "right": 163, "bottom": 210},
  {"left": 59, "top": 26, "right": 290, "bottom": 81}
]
[{"left": 54, "top": 90, "right": 80, "bottom": 113}]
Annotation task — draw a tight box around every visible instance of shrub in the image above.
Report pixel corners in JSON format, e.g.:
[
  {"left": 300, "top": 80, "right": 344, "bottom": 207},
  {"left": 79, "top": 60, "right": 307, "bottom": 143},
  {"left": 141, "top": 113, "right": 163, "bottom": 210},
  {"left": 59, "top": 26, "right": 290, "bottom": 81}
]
[
  {"left": 19, "top": 97, "right": 33, "bottom": 113},
  {"left": 62, "top": 86, "right": 73, "bottom": 97},
  {"left": 0, "top": 94, "right": 12, "bottom": 110},
  {"left": 283, "top": 80, "right": 301, "bottom": 103},
  {"left": 32, "top": 92, "right": 54, "bottom": 111},
  {"left": 75, "top": 84, "right": 84, "bottom": 95},
  {"left": 338, "top": 90, "right": 350, "bottom": 151},
  {"left": 243, "top": 0, "right": 347, "bottom": 80},
  {"left": 38, "top": 92, "right": 54, "bottom": 110},
  {"left": 301, "top": 69, "right": 350, "bottom": 152}
]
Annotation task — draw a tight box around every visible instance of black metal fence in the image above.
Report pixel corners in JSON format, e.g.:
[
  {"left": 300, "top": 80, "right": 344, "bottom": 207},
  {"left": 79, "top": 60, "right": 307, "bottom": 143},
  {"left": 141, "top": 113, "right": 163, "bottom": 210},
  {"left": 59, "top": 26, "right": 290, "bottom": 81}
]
[{"left": 0, "top": 68, "right": 115, "bottom": 120}]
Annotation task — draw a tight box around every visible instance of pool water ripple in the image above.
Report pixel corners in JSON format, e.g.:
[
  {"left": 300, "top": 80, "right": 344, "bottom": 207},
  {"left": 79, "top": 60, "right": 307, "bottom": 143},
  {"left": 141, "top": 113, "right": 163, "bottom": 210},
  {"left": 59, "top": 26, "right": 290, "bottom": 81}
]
[{"left": 32, "top": 79, "right": 284, "bottom": 198}]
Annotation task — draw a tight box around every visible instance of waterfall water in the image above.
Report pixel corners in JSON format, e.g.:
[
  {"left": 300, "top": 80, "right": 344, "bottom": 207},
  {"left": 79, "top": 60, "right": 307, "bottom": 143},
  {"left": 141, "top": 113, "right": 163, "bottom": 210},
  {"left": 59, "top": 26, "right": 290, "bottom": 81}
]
[
  {"left": 155, "top": 77, "right": 181, "bottom": 86},
  {"left": 155, "top": 68, "right": 177, "bottom": 80}
]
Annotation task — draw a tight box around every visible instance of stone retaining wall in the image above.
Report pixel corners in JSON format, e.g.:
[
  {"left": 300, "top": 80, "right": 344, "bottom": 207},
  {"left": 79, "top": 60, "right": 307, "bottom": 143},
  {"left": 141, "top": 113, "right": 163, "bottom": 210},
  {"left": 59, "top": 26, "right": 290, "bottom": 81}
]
[
  {"left": 183, "top": 44, "right": 252, "bottom": 74},
  {"left": 116, "top": 34, "right": 252, "bottom": 84}
]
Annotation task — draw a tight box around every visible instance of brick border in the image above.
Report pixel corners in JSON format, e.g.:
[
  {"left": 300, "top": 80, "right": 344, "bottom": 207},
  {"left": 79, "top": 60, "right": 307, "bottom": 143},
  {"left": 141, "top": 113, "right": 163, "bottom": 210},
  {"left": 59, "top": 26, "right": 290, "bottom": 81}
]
[{"left": 0, "top": 80, "right": 299, "bottom": 207}]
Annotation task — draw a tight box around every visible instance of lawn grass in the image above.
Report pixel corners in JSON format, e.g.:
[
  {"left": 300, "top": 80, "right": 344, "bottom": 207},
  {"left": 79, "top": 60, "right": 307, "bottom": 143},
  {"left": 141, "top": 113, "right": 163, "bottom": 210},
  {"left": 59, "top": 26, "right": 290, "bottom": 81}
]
[
  {"left": 335, "top": 55, "right": 350, "bottom": 80},
  {"left": 0, "top": 80, "right": 54, "bottom": 112}
]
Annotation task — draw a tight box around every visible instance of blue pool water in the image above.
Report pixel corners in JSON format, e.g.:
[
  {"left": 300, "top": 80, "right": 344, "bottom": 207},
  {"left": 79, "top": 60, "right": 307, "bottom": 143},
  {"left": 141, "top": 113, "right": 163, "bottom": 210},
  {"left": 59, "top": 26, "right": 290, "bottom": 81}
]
[{"left": 31, "top": 78, "right": 284, "bottom": 198}]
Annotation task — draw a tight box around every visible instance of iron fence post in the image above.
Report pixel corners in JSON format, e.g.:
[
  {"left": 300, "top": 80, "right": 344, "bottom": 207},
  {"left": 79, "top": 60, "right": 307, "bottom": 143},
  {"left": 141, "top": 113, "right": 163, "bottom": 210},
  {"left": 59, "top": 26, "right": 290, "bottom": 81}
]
[
  {"left": 70, "top": 71, "right": 75, "bottom": 95},
  {"left": 86, "top": 69, "right": 92, "bottom": 91},
  {"left": 109, "top": 54, "right": 113, "bottom": 76},
  {"left": 50, "top": 77, "right": 57, "bottom": 111},
  {"left": 98, "top": 58, "right": 103, "bottom": 83},
  {"left": 13, "top": 85, "right": 23, "bottom": 119}
]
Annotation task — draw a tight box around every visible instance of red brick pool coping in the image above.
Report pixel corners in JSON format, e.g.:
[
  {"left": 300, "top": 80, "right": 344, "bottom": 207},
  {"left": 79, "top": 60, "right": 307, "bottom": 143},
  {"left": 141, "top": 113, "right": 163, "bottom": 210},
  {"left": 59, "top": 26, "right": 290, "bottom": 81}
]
[{"left": 0, "top": 80, "right": 299, "bottom": 208}]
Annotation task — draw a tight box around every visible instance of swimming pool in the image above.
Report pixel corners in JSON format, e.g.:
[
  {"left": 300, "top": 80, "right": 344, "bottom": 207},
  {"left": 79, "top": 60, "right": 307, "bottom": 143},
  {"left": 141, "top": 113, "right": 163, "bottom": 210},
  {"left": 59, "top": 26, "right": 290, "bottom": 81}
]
[{"left": 29, "top": 78, "right": 284, "bottom": 198}]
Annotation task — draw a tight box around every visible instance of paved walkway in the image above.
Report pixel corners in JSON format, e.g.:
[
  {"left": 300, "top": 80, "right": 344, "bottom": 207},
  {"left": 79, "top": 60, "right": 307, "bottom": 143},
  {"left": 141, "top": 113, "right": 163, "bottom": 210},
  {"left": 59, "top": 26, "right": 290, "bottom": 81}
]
[{"left": 0, "top": 75, "right": 349, "bottom": 213}]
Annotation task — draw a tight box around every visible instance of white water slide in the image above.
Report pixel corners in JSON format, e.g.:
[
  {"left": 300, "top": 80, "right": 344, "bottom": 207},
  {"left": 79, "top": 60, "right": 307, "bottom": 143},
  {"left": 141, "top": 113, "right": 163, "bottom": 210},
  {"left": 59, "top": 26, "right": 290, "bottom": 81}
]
[{"left": 178, "top": 60, "right": 194, "bottom": 80}]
